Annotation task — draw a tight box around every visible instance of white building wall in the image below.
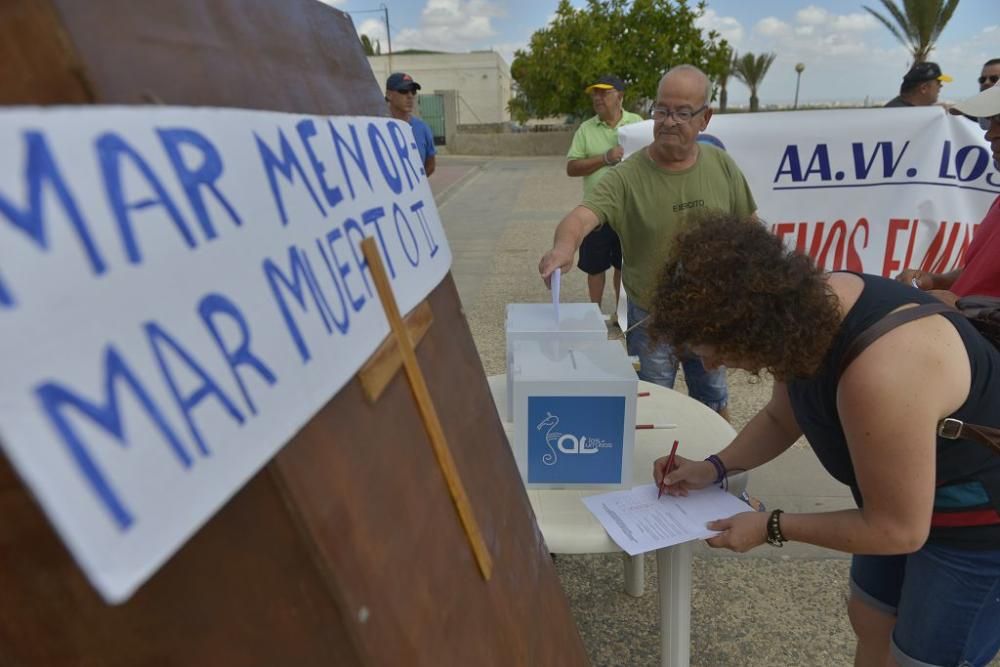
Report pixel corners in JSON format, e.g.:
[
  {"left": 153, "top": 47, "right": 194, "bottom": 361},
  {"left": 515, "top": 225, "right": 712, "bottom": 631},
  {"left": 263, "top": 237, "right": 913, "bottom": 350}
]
[{"left": 366, "top": 51, "right": 512, "bottom": 125}]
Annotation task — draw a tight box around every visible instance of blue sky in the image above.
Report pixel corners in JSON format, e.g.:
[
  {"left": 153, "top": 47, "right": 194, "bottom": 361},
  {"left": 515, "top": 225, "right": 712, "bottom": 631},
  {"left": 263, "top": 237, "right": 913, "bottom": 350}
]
[{"left": 325, "top": 0, "right": 998, "bottom": 106}]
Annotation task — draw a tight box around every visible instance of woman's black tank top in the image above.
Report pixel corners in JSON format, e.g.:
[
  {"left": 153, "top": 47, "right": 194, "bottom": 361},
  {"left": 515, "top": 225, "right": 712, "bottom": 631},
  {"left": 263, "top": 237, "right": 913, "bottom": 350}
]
[{"left": 787, "top": 272, "right": 1000, "bottom": 548}]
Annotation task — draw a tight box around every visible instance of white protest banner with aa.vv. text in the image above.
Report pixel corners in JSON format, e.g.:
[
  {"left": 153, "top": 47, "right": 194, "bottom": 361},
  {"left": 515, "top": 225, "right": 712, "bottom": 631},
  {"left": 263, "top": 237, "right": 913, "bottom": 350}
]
[
  {"left": 0, "top": 107, "right": 451, "bottom": 603},
  {"left": 619, "top": 108, "right": 999, "bottom": 276}
]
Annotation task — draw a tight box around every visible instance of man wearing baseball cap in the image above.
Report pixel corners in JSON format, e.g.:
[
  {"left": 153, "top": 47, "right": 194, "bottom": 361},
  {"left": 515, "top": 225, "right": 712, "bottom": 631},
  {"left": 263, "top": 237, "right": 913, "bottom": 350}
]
[
  {"left": 385, "top": 72, "right": 436, "bottom": 177},
  {"left": 543, "top": 65, "right": 757, "bottom": 420},
  {"left": 898, "top": 83, "right": 1000, "bottom": 297},
  {"left": 566, "top": 75, "right": 644, "bottom": 313},
  {"left": 885, "top": 61, "right": 953, "bottom": 107}
]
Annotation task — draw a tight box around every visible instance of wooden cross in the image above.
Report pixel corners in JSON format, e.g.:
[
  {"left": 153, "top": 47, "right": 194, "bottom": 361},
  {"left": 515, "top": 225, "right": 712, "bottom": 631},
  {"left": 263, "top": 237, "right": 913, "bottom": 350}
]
[{"left": 359, "top": 237, "right": 493, "bottom": 580}]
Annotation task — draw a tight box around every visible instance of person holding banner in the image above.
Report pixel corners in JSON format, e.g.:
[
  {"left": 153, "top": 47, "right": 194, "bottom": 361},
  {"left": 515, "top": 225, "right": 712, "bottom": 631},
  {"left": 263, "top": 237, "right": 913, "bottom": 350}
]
[
  {"left": 385, "top": 72, "right": 436, "bottom": 177},
  {"left": 652, "top": 213, "right": 1000, "bottom": 667},
  {"left": 884, "top": 62, "right": 952, "bottom": 108},
  {"left": 897, "top": 83, "right": 1000, "bottom": 299},
  {"left": 566, "top": 75, "right": 644, "bottom": 313},
  {"left": 539, "top": 65, "right": 757, "bottom": 421}
]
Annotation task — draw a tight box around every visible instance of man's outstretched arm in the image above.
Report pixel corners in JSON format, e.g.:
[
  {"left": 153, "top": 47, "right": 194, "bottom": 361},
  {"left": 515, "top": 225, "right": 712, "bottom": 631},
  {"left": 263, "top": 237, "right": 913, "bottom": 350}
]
[{"left": 538, "top": 206, "right": 601, "bottom": 288}]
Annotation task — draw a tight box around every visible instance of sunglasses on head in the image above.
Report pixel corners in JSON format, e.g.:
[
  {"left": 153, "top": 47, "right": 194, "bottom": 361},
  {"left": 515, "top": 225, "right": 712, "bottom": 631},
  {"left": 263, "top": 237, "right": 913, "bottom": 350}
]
[{"left": 979, "top": 75, "right": 1000, "bottom": 86}]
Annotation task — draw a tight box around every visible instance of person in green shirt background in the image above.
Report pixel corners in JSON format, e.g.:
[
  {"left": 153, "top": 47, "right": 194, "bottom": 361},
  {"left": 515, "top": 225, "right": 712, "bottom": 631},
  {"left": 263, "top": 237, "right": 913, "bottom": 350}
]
[
  {"left": 542, "top": 65, "right": 757, "bottom": 421},
  {"left": 566, "top": 75, "right": 644, "bottom": 314}
]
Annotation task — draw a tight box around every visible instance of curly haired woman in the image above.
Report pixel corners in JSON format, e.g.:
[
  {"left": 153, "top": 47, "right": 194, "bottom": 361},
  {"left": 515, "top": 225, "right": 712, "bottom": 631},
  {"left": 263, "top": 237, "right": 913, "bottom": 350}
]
[{"left": 651, "top": 213, "right": 1000, "bottom": 667}]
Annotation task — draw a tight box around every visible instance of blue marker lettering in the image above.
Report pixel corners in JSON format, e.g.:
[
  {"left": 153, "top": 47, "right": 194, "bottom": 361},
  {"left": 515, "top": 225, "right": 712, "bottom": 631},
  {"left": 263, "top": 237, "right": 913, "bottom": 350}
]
[
  {"left": 198, "top": 293, "right": 277, "bottom": 416},
  {"left": 157, "top": 127, "right": 243, "bottom": 240},
  {"left": 97, "top": 132, "right": 195, "bottom": 264},
  {"left": 35, "top": 345, "right": 191, "bottom": 530}
]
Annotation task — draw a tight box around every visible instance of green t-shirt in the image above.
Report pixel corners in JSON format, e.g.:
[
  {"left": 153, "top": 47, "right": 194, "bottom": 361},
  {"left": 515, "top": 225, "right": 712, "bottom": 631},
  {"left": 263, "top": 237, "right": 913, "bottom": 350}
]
[
  {"left": 566, "top": 110, "right": 645, "bottom": 199},
  {"left": 582, "top": 145, "right": 757, "bottom": 309}
]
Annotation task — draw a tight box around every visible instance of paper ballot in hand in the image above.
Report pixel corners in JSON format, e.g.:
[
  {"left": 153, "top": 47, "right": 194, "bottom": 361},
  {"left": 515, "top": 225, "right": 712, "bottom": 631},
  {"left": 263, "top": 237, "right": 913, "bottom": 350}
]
[
  {"left": 551, "top": 267, "right": 560, "bottom": 324},
  {"left": 582, "top": 484, "right": 752, "bottom": 556}
]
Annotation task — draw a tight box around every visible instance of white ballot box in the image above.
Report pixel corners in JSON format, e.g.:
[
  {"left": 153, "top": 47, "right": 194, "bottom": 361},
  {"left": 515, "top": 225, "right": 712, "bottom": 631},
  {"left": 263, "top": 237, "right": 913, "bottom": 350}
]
[
  {"left": 505, "top": 303, "right": 607, "bottom": 421},
  {"left": 511, "top": 339, "right": 637, "bottom": 489}
]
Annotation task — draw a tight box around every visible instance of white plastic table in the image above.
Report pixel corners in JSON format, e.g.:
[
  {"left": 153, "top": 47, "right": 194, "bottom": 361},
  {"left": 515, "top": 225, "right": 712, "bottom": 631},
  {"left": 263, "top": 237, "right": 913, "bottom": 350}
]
[{"left": 487, "top": 374, "right": 746, "bottom": 667}]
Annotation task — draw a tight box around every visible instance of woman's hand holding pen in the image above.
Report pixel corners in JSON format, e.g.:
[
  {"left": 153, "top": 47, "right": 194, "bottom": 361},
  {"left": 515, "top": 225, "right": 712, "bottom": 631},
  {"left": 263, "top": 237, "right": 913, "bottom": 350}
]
[{"left": 652, "top": 455, "right": 716, "bottom": 497}]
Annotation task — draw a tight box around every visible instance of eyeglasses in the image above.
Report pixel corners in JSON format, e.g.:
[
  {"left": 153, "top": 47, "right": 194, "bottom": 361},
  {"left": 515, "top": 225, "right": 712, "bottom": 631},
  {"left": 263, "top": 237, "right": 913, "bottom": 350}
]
[
  {"left": 978, "top": 75, "right": 1000, "bottom": 86},
  {"left": 978, "top": 114, "right": 1000, "bottom": 131},
  {"left": 650, "top": 105, "right": 707, "bottom": 123}
]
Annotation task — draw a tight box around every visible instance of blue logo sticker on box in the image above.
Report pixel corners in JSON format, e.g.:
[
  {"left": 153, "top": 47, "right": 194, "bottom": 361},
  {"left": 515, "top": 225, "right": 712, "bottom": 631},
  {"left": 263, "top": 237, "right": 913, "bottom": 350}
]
[{"left": 527, "top": 396, "right": 625, "bottom": 484}]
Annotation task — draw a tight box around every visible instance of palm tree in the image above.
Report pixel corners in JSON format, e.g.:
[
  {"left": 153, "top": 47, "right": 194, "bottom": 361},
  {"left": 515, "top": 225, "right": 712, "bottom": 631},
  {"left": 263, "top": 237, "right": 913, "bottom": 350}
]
[
  {"left": 733, "top": 52, "right": 777, "bottom": 112},
  {"left": 717, "top": 52, "right": 736, "bottom": 113},
  {"left": 863, "top": 0, "right": 960, "bottom": 63}
]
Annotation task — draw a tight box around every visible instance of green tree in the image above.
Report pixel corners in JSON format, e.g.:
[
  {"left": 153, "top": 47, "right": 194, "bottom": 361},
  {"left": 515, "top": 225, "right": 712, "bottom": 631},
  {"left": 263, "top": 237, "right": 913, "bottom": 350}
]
[
  {"left": 733, "top": 51, "right": 777, "bottom": 112},
  {"left": 361, "top": 34, "right": 376, "bottom": 56},
  {"left": 863, "top": 0, "right": 959, "bottom": 63},
  {"left": 509, "top": 0, "right": 730, "bottom": 122}
]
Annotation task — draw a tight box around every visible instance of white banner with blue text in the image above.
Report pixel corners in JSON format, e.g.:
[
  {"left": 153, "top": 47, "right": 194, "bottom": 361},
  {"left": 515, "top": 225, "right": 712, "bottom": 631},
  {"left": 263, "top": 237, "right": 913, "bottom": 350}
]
[
  {"left": 0, "top": 107, "right": 450, "bottom": 603},
  {"left": 618, "top": 107, "right": 999, "bottom": 276}
]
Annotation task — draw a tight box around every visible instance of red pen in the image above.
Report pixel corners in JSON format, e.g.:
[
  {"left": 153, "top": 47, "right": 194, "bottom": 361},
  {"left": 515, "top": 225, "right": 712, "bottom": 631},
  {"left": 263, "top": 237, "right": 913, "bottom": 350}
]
[{"left": 658, "top": 439, "right": 680, "bottom": 499}]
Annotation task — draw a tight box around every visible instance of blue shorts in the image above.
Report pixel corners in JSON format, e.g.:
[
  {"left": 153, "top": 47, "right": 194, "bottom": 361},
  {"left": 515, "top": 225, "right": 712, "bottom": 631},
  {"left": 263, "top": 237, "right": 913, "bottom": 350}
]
[
  {"left": 625, "top": 301, "right": 728, "bottom": 412},
  {"left": 850, "top": 544, "right": 1000, "bottom": 666}
]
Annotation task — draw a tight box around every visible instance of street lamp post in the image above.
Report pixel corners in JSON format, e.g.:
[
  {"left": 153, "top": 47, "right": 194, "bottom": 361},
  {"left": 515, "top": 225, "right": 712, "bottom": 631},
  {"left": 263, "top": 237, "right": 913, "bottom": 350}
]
[
  {"left": 379, "top": 3, "right": 392, "bottom": 58},
  {"left": 794, "top": 63, "right": 805, "bottom": 109}
]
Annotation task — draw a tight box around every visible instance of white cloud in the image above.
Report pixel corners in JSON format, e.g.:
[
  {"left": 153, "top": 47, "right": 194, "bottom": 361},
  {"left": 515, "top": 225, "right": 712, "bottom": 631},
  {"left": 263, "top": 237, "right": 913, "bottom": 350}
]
[
  {"left": 393, "top": 0, "right": 504, "bottom": 52},
  {"left": 983, "top": 25, "right": 998, "bottom": 34},
  {"left": 357, "top": 18, "right": 387, "bottom": 41},
  {"left": 490, "top": 41, "right": 526, "bottom": 67},
  {"left": 794, "top": 6, "right": 873, "bottom": 31},
  {"left": 818, "top": 32, "right": 868, "bottom": 56},
  {"left": 795, "top": 6, "right": 828, "bottom": 25},
  {"left": 723, "top": 5, "right": 928, "bottom": 107},
  {"left": 315, "top": 0, "right": 345, "bottom": 6},
  {"left": 751, "top": 8, "right": 882, "bottom": 61},
  {"left": 926, "top": 25, "right": 1000, "bottom": 95},
  {"left": 755, "top": 17, "right": 791, "bottom": 38},
  {"left": 696, "top": 8, "right": 744, "bottom": 45},
  {"left": 831, "top": 13, "right": 878, "bottom": 31}
]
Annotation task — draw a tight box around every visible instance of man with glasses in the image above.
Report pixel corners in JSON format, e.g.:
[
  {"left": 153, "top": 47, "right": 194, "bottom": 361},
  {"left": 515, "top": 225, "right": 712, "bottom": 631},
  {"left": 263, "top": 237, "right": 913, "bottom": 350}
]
[
  {"left": 884, "top": 61, "right": 952, "bottom": 108},
  {"left": 566, "top": 75, "right": 644, "bottom": 314},
  {"left": 538, "top": 65, "right": 757, "bottom": 421},
  {"left": 897, "top": 83, "right": 1000, "bottom": 298},
  {"left": 385, "top": 72, "right": 436, "bottom": 177},
  {"left": 979, "top": 58, "right": 1000, "bottom": 92}
]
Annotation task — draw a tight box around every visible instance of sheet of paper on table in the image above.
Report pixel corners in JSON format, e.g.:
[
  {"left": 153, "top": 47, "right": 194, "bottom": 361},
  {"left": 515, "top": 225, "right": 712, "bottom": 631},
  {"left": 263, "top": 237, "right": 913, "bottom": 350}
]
[{"left": 582, "top": 484, "right": 751, "bottom": 556}]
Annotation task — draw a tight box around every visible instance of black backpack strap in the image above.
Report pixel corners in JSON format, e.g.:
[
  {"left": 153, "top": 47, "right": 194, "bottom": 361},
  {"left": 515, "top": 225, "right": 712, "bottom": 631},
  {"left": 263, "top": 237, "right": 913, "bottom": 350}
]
[
  {"left": 838, "top": 301, "right": 1000, "bottom": 455},
  {"left": 837, "top": 302, "right": 954, "bottom": 381}
]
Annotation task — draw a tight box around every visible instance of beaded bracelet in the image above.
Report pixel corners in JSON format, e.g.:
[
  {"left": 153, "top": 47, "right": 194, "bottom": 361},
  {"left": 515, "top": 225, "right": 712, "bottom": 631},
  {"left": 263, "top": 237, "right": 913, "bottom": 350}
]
[
  {"left": 705, "top": 454, "right": 726, "bottom": 485},
  {"left": 766, "top": 509, "right": 786, "bottom": 547}
]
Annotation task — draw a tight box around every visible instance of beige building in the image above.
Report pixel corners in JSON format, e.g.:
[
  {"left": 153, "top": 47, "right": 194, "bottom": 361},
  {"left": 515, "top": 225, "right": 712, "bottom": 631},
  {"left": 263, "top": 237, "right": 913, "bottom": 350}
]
[{"left": 366, "top": 51, "right": 512, "bottom": 126}]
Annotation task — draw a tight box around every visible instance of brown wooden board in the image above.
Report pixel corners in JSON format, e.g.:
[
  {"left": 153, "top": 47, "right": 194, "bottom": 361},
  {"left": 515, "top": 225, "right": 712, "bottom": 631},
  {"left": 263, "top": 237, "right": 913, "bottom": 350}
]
[{"left": 0, "top": 0, "right": 589, "bottom": 665}]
